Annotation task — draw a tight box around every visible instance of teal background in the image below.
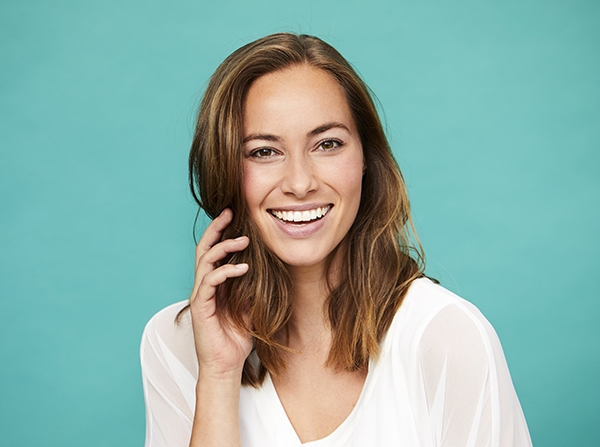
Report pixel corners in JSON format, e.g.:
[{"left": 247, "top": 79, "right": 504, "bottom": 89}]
[{"left": 1, "top": 0, "right": 598, "bottom": 445}]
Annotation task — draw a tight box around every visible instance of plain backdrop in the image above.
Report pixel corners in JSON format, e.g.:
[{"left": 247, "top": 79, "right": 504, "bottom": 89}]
[{"left": 1, "top": 0, "right": 598, "bottom": 445}]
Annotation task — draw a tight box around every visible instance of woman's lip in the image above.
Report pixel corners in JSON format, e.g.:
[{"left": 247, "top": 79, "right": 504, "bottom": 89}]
[
  {"left": 267, "top": 202, "right": 332, "bottom": 212},
  {"left": 269, "top": 205, "right": 331, "bottom": 223},
  {"left": 268, "top": 206, "right": 330, "bottom": 238}
]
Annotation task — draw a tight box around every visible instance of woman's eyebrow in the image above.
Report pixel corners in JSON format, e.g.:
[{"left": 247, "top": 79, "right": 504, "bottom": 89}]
[
  {"left": 308, "top": 122, "right": 350, "bottom": 137},
  {"left": 243, "top": 122, "right": 350, "bottom": 143},
  {"left": 243, "top": 133, "right": 282, "bottom": 143}
]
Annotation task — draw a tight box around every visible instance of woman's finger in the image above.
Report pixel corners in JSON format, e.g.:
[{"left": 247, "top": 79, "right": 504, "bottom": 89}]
[
  {"left": 195, "top": 208, "right": 233, "bottom": 262},
  {"left": 196, "top": 236, "right": 249, "bottom": 273},
  {"left": 191, "top": 236, "right": 249, "bottom": 295},
  {"left": 191, "top": 262, "right": 249, "bottom": 308}
]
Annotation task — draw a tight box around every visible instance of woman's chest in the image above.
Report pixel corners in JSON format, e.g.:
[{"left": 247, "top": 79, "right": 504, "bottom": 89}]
[
  {"left": 271, "top": 366, "right": 367, "bottom": 443},
  {"left": 238, "top": 360, "right": 429, "bottom": 447}
]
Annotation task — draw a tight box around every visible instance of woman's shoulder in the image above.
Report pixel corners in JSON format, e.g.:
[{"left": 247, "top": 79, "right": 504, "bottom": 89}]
[
  {"left": 385, "top": 277, "right": 500, "bottom": 357},
  {"left": 142, "top": 301, "right": 192, "bottom": 351},
  {"left": 401, "top": 277, "right": 482, "bottom": 314},
  {"left": 140, "top": 301, "right": 198, "bottom": 385},
  {"left": 143, "top": 301, "right": 191, "bottom": 334}
]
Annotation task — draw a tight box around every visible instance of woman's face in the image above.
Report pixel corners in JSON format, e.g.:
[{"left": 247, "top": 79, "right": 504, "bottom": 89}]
[{"left": 242, "top": 64, "right": 364, "bottom": 271}]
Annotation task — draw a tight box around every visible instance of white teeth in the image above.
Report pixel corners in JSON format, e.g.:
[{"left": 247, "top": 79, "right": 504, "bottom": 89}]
[{"left": 270, "top": 205, "right": 331, "bottom": 223}]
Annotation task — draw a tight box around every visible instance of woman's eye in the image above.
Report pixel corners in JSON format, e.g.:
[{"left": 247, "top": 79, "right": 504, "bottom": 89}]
[
  {"left": 318, "top": 140, "right": 342, "bottom": 151},
  {"left": 250, "top": 148, "right": 276, "bottom": 158}
]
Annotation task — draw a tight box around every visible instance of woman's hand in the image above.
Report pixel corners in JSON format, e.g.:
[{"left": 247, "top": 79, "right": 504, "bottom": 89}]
[{"left": 189, "top": 208, "right": 251, "bottom": 380}]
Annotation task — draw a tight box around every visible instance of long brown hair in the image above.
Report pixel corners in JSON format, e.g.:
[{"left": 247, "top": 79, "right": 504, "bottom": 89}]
[{"left": 185, "top": 33, "right": 424, "bottom": 387}]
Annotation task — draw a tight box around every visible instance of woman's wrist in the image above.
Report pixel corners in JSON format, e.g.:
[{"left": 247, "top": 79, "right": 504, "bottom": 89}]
[{"left": 197, "top": 363, "right": 244, "bottom": 384}]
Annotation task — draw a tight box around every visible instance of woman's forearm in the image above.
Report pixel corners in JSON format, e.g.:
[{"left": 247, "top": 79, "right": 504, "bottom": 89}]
[{"left": 189, "top": 370, "right": 243, "bottom": 447}]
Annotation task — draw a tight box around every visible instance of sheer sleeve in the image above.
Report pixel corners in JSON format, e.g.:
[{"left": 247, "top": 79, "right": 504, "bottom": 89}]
[
  {"left": 140, "top": 302, "right": 197, "bottom": 447},
  {"left": 418, "top": 303, "right": 532, "bottom": 447}
]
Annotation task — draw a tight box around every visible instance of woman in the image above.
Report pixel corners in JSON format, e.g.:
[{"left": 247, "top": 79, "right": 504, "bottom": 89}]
[{"left": 141, "top": 33, "right": 532, "bottom": 446}]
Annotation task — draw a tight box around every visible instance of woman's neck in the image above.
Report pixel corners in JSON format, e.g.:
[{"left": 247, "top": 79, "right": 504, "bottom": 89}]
[{"left": 285, "top": 259, "right": 339, "bottom": 350}]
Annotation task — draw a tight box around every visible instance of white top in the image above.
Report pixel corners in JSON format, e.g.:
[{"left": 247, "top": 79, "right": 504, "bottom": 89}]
[{"left": 140, "top": 278, "right": 532, "bottom": 446}]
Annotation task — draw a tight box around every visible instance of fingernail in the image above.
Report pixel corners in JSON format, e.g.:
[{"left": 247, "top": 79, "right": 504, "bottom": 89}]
[
  {"left": 235, "top": 263, "right": 248, "bottom": 269},
  {"left": 234, "top": 236, "right": 246, "bottom": 241}
]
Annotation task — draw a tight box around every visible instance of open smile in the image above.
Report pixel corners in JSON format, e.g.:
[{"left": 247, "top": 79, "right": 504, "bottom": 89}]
[{"left": 269, "top": 205, "right": 332, "bottom": 224}]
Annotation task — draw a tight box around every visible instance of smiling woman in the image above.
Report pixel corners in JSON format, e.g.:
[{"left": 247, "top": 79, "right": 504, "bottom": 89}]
[
  {"left": 140, "top": 33, "right": 533, "bottom": 447},
  {"left": 242, "top": 65, "right": 364, "bottom": 268}
]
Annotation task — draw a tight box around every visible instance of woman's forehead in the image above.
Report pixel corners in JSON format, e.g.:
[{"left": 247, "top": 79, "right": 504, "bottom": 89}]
[{"left": 242, "top": 65, "right": 357, "bottom": 138}]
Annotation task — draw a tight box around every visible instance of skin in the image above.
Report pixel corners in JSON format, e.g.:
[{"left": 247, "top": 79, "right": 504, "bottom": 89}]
[
  {"left": 188, "top": 65, "right": 366, "bottom": 446},
  {"left": 242, "top": 64, "right": 364, "bottom": 274}
]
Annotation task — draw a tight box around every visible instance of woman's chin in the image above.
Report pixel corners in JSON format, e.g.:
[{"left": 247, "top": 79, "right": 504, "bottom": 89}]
[
  {"left": 280, "top": 253, "right": 329, "bottom": 269},
  {"left": 269, "top": 246, "right": 331, "bottom": 271},
  {"left": 273, "top": 244, "right": 346, "bottom": 275}
]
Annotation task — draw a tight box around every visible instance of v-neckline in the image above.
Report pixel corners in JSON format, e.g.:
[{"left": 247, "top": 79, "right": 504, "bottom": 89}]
[{"left": 260, "top": 359, "right": 377, "bottom": 446}]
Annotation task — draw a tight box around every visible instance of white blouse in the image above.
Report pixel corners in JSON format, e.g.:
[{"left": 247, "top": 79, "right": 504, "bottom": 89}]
[{"left": 141, "top": 278, "right": 532, "bottom": 446}]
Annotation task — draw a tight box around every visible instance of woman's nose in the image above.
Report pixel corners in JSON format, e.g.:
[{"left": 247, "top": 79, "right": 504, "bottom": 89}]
[{"left": 281, "top": 155, "right": 318, "bottom": 198}]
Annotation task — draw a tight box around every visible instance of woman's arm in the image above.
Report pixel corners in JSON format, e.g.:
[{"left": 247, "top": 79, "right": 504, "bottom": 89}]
[
  {"left": 418, "top": 302, "right": 532, "bottom": 447},
  {"left": 141, "top": 305, "right": 196, "bottom": 447},
  {"left": 187, "top": 208, "right": 252, "bottom": 447},
  {"left": 142, "top": 209, "right": 252, "bottom": 447},
  {"left": 191, "top": 369, "right": 244, "bottom": 446}
]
